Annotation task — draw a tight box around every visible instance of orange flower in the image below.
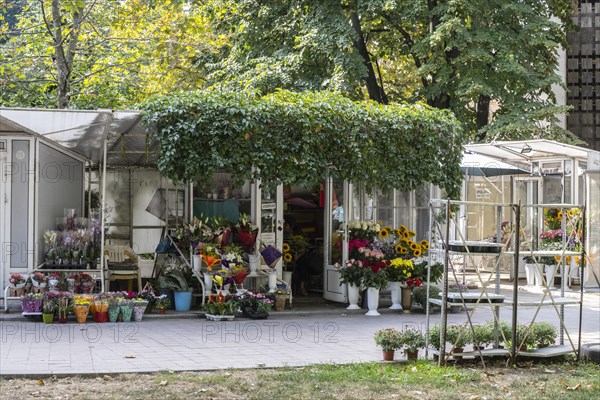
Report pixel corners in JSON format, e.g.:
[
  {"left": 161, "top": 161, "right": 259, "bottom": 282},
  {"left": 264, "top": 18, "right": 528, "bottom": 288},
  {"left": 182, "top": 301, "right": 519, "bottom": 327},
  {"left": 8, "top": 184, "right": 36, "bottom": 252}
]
[{"left": 201, "top": 254, "right": 221, "bottom": 271}]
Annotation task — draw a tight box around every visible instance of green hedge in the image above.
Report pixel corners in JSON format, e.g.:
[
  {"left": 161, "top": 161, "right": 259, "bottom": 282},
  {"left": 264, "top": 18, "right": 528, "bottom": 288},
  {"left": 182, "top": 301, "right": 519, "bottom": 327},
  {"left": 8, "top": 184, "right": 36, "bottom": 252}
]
[{"left": 141, "top": 90, "right": 464, "bottom": 197}]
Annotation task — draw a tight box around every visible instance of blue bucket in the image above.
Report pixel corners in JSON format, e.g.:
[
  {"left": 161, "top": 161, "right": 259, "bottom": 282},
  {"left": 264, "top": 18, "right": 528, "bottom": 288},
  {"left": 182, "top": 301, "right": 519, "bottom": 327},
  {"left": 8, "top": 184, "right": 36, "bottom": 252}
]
[{"left": 174, "top": 291, "right": 192, "bottom": 312}]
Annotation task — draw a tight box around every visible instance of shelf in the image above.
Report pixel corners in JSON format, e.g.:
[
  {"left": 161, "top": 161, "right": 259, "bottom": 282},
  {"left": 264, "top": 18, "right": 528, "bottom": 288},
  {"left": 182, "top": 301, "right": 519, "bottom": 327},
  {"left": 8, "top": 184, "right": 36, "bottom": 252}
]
[
  {"left": 505, "top": 250, "right": 581, "bottom": 257},
  {"left": 22, "top": 312, "right": 42, "bottom": 316},
  {"left": 447, "top": 241, "right": 503, "bottom": 254},
  {"left": 503, "top": 297, "right": 581, "bottom": 307},
  {"left": 516, "top": 345, "right": 574, "bottom": 358},
  {"left": 429, "top": 345, "right": 574, "bottom": 358}
]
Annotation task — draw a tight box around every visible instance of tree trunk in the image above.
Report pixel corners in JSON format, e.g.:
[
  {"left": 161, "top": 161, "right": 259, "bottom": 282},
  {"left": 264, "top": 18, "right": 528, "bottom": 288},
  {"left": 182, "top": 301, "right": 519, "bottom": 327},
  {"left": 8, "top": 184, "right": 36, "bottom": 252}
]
[
  {"left": 49, "top": 0, "right": 84, "bottom": 109},
  {"left": 475, "top": 95, "right": 491, "bottom": 141},
  {"left": 350, "top": 12, "right": 388, "bottom": 104}
]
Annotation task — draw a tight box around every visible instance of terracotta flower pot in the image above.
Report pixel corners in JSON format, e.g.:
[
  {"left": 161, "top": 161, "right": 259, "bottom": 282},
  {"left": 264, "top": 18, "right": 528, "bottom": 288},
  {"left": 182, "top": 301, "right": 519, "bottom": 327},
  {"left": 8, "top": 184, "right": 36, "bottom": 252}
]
[
  {"left": 406, "top": 351, "right": 418, "bottom": 360},
  {"left": 383, "top": 350, "right": 395, "bottom": 361},
  {"left": 74, "top": 306, "right": 89, "bottom": 324}
]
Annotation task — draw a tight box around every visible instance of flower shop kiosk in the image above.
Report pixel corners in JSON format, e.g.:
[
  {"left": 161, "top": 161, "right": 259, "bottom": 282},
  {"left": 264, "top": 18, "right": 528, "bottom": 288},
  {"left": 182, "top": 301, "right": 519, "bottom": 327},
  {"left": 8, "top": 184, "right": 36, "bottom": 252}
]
[{"left": 0, "top": 113, "right": 86, "bottom": 301}]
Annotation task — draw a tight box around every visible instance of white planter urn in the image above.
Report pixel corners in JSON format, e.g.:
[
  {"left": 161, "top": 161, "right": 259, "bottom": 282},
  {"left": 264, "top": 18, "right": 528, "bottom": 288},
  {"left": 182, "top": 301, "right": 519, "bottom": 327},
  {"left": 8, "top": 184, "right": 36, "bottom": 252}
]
[
  {"left": 524, "top": 264, "right": 537, "bottom": 286},
  {"left": 346, "top": 283, "right": 361, "bottom": 310},
  {"left": 545, "top": 264, "right": 558, "bottom": 289},
  {"left": 388, "top": 281, "right": 402, "bottom": 310},
  {"left": 203, "top": 273, "right": 213, "bottom": 296},
  {"left": 248, "top": 254, "right": 259, "bottom": 276},
  {"left": 193, "top": 255, "right": 201, "bottom": 273},
  {"left": 268, "top": 270, "right": 278, "bottom": 293},
  {"left": 282, "top": 271, "right": 293, "bottom": 292},
  {"left": 365, "top": 287, "right": 380, "bottom": 316}
]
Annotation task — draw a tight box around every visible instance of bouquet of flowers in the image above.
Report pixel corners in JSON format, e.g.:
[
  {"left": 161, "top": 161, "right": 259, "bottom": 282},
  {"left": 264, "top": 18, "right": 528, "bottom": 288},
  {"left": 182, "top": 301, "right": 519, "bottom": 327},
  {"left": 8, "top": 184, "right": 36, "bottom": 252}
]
[
  {"left": 336, "top": 259, "right": 364, "bottom": 287},
  {"left": 31, "top": 272, "right": 47, "bottom": 286},
  {"left": 282, "top": 234, "right": 310, "bottom": 271},
  {"left": 385, "top": 258, "right": 415, "bottom": 282},
  {"left": 9, "top": 273, "right": 26, "bottom": 287}
]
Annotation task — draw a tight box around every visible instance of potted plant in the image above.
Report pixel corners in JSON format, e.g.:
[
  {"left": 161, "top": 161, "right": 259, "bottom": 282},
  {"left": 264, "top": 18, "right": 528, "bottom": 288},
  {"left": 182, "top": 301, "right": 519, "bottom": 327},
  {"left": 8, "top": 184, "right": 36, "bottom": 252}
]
[
  {"left": 203, "top": 293, "right": 239, "bottom": 320},
  {"left": 157, "top": 268, "right": 193, "bottom": 312},
  {"left": 532, "top": 321, "right": 557, "bottom": 348},
  {"left": 57, "top": 297, "right": 73, "bottom": 323},
  {"left": 399, "top": 328, "right": 425, "bottom": 360},
  {"left": 412, "top": 284, "right": 441, "bottom": 311},
  {"left": 446, "top": 325, "right": 471, "bottom": 354},
  {"left": 427, "top": 324, "right": 442, "bottom": 351},
  {"left": 473, "top": 323, "right": 495, "bottom": 350},
  {"left": 236, "top": 291, "right": 272, "bottom": 319},
  {"left": 336, "top": 259, "right": 364, "bottom": 310},
  {"left": 138, "top": 253, "right": 156, "bottom": 278},
  {"left": 42, "top": 300, "right": 56, "bottom": 324},
  {"left": 73, "top": 298, "right": 90, "bottom": 324},
  {"left": 273, "top": 289, "right": 288, "bottom": 311},
  {"left": 155, "top": 295, "right": 171, "bottom": 314},
  {"left": 374, "top": 328, "right": 403, "bottom": 361}
]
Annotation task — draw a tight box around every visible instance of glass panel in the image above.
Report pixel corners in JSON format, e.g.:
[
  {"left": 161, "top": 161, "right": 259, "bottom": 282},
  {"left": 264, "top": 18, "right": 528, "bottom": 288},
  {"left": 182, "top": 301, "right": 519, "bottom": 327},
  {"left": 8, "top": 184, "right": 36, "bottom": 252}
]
[
  {"left": 564, "top": 176, "right": 572, "bottom": 203},
  {"left": 330, "top": 179, "right": 344, "bottom": 265},
  {"left": 543, "top": 176, "right": 562, "bottom": 204},
  {"left": 414, "top": 186, "right": 431, "bottom": 241},
  {"left": 376, "top": 190, "right": 394, "bottom": 227}
]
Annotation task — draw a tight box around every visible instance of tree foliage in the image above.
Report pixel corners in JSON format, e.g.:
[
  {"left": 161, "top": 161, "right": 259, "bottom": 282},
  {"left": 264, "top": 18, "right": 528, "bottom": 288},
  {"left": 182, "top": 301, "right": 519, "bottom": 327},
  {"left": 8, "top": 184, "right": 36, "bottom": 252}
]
[
  {"left": 0, "top": 0, "right": 222, "bottom": 109},
  {"left": 204, "top": 0, "right": 578, "bottom": 143},
  {"left": 141, "top": 90, "right": 465, "bottom": 197}
]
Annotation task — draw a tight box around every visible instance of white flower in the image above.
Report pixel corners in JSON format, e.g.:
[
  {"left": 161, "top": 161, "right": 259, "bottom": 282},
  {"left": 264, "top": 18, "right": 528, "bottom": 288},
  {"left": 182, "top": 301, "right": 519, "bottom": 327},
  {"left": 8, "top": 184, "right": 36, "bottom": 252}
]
[{"left": 361, "top": 222, "right": 368, "bottom": 230}]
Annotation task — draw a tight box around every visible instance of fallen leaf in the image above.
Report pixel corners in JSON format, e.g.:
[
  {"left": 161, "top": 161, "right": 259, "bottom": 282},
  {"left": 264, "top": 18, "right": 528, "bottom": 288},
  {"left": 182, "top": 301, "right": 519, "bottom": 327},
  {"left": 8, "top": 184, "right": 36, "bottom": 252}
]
[
  {"left": 544, "top": 369, "right": 555, "bottom": 373},
  {"left": 102, "top": 375, "right": 112, "bottom": 381},
  {"left": 38, "top": 379, "right": 45, "bottom": 385},
  {"left": 411, "top": 366, "right": 418, "bottom": 372},
  {"left": 159, "top": 380, "right": 168, "bottom": 386},
  {"left": 125, "top": 355, "right": 136, "bottom": 359},
  {"left": 561, "top": 382, "right": 581, "bottom": 391}
]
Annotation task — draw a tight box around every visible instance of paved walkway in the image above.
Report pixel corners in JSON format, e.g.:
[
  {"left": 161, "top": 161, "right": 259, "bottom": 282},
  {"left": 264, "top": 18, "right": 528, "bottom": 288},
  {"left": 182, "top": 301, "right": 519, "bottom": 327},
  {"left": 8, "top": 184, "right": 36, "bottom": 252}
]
[{"left": 1, "top": 289, "right": 599, "bottom": 376}]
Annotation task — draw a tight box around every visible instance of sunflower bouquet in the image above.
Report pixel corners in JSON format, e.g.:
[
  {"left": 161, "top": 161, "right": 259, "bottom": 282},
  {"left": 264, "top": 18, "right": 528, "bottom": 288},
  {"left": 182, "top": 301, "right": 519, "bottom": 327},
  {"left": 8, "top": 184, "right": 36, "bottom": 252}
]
[
  {"left": 282, "top": 234, "right": 310, "bottom": 271},
  {"left": 393, "top": 225, "right": 429, "bottom": 260}
]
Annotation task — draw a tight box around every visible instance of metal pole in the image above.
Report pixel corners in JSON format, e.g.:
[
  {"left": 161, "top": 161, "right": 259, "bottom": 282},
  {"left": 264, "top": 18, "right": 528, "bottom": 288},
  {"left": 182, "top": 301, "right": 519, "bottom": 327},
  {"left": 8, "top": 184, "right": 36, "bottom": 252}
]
[
  {"left": 99, "top": 137, "right": 108, "bottom": 293},
  {"left": 510, "top": 202, "right": 521, "bottom": 364},
  {"left": 577, "top": 206, "right": 586, "bottom": 361},
  {"left": 440, "top": 200, "right": 451, "bottom": 365}
]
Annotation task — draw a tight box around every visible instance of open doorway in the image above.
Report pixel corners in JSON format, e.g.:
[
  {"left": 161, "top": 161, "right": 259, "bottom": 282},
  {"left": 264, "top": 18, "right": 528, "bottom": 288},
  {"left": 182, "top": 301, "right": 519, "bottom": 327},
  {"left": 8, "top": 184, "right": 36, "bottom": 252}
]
[{"left": 282, "top": 184, "right": 324, "bottom": 298}]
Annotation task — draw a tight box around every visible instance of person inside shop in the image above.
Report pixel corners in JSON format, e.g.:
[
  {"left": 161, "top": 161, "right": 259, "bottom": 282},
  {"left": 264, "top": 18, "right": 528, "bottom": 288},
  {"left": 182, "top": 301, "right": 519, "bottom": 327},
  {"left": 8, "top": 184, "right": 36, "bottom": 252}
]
[
  {"left": 332, "top": 193, "right": 344, "bottom": 231},
  {"left": 283, "top": 215, "right": 310, "bottom": 296}
]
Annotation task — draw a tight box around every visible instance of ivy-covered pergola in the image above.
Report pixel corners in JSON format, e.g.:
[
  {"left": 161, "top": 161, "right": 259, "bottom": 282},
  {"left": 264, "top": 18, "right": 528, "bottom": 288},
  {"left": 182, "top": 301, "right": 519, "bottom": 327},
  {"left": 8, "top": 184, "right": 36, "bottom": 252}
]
[{"left": 141, "top": 90, "right": 465, "bottom": 197}]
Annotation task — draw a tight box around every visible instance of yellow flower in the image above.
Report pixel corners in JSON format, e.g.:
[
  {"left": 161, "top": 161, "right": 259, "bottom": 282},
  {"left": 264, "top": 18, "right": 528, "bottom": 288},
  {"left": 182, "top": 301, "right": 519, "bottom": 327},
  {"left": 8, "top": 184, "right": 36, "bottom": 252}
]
[
  {"left": 283, "top": 253, "right": 293, "bottom": 263},
  {"left": 282, "top": 243, "right": 291, "bottom": 253},
  {"left": 407, "top": 272, "right": 411, "bottom": 278},
  {"left": 395, "top": 243, "right": 403, "bottom": 253},
  {"left": 400, "top": 248, "right": 407, "bottom": 255},
  {"left": 421, "top": 240, "right": 429, "bottom": 248},
  {"left": 557, "top": 211, "right": 563, "bottom": 220},
  {"left": 379, "top": 229, "right": 389, "bottom": 239},
  {"left": 408, "top": 230, "right": 416, "bottom": 238},
  {"left": 394, "top": 229, "right": 402, "bottom": 237},
  {"left": 413, "top": 249, "right": 422, "bottom": 257},
  {"left": 409, "top": 242, "right": 418, "bottom": 251},
  {"left": 399, "top": 225, "right": 408, "bottom": 233}
]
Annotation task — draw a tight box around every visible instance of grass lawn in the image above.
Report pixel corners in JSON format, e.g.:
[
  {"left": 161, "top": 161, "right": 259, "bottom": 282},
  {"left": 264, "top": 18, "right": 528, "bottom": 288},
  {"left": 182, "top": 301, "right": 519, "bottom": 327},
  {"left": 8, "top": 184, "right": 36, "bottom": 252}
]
[{"left": 1, "top": 360, "right": 598, "bottom": 399}]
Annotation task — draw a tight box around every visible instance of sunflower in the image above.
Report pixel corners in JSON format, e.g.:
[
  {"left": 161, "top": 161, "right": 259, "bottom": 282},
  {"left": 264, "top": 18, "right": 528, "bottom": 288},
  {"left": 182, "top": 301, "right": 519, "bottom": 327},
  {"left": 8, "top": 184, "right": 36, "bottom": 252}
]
[
  {"left": 282, "top": 243, "right": 291, "bottom": 253},
  {"left": 379, "top": 229, "right": 389, "bottom": 239},
  {"left": 557, "top": 211, "right": 563, "bottom": 220},
  {"left": 395, "top": 243, "right": 403, "bottom": 253},
  {"left": 413, "top": 249, "right": 422, "bottom": 257},
  {"left": 409, "top": 242, "right": 418, "bottom": 251},
  {"left": 421, "top": 240, "right": 429, "bottom": 248},
  {"left": 400, "top": 247, "right": 408, "bottom": 255},
  {"left": 399, "top": 224, "right": 408, "bottom": 233},
  {"left": 408, "top": 230, "right": 416, "bottom": 238},
  {"left": 283, "top": 253, "right": 293, "bottom": 263},
  {"left": 394, "top": 228, "right": 402, "bottom": 237}
]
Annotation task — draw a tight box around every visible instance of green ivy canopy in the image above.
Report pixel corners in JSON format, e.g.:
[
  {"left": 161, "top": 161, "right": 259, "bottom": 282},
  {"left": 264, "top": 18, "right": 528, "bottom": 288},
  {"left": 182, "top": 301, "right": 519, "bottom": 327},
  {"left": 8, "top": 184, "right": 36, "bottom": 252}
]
[{"left": 141, "top": 90, "right": 465, "bottom": 197}]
